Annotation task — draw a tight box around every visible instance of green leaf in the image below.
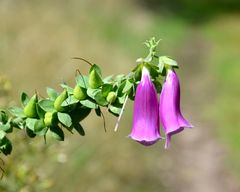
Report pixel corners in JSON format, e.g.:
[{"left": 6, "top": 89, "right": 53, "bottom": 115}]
[
  {"left": 50, "top": 126, "right": 64, "bottom": 141},
  {"left": 60, "top": 83, "right": 74, "bottom": 94},
  {"left": 61, "top": 96, "right": 79, "bottom": 107},
  {"left": 122, "top": 80, "right": 133, "bottom": 93},
  {"left": 117, "top": 80, "right": 127, "bottom": 96},
  {"left": 158, "top": 57, "right": 165, "bottom": 73},
  {"left": 80, "top": 99, "right": 97, "bottom": 109},
  {"left": 0, "top": 136, "right": 12, "bottom": 155},
  {"left": 70, "top": 107, "right": 91, "bottom": 122},
  {"left": 133, "top": 64, "right": 143, "bottom": 81},
  {"left": 0, "top": 130, "right": 6, "bottom": 139},
  {"left": 103, "top": 75, "right": 113, "bottom": 83},
  {"left": 90, "top": 64, "right": 102, "bottom": 76},
  {"left": 76, "top": 75, "right": 89, "bottom": 88},
  {"left": 11, "top": 117, "right": 25, "bottom": 129},
  {"left": 95, "top": 107, "right": 101, "bottom": 117},
  {"left": 26, "top": 128, "right": 36, "bottom": 138},
  {"left": 0, "top": 122, "right": 12, "bottom": 133},
  {"left": 87, "top": 88, "right": 100, "bottom": 99},
  {"left": 115, "top": 74, "right": 125, "bottom": 83},
  {"left": 38, "top": 99, "right": 55, "bottom": 112},
  {"left": 144, "top": 53, "right": 153, "bottom": 63},
  {"left": 36, "top": 127, "right": 48, "bottom": 136},
  {"left": 153, "top": 78, "right": 163, "bottom": 93},
  {"left": 159, "top": 56, "right": 178, "bottom": 67},
  {"left": 36, "top": 103, "right": 46, "bottom": 118},
  {"left": 94, "top": 92, "right": 108, "bottom": 106},
  {"left": 26, "top": 118, "right": 38, "bottom": 131},
  {"left": 73, "top": 123, "right": 85, "bottom": 136},
  {"left": 108, "top": 105, "right": 122, "bottom": 116},
  {"left": 0, "top": 111, "right": 8, "bottom": 124},
  {"left": 128, "top": 84, "right": 136, "bottom": 100},
  {"left": 34, "top": 119, "right": 46, "bottom": 132},
  {"left": 8, "top": 106, "right": 26, "bottom": 118},
  {"left": 118, "top": 95, "right": 127, "bottom": 104},
  {"left": 35, "top": 127, "right": 48, "bottom": 136},
  {"left": 136, "top": 57, "right": 144, "bottom": 63},
  {"left": 102, "top": 84, "right": 113, "bottom": 97},
  {"left": 145, "top": 63, "right": 159, "bottom": 78},
  {"left": 57, "top": 112, "right": 72, "bottom": 128},
  {"left": 21, "top": 92, "right": 30, "bottom": 106},
  {"left": 47, "top": 87, "right": 58, "bottom": 100}
]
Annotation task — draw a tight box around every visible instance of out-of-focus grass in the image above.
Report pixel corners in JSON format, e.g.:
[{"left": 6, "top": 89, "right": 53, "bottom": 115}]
[{"left": 203, "top": 15, "right": 240, "bottom": 177}]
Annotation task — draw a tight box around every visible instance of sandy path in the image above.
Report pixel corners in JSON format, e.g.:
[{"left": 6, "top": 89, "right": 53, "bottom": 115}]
[{"left": 161, "top": 31, "right": 240, "bottom": 192}]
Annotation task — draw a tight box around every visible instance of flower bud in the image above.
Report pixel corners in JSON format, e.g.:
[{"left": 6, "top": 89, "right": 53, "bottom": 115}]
[
  {"left": 23, "top": 94, "right": 38, "bottom": 118},
  {"left": 44, "top": 112, "right": 57, "bottom": 127},
  {"left": 54, "top": 89, "right": 68, "bottom": 112},
  {"left": 73, "top": 85, "right": 87, "bottom": 100},
  {"left": 106, "top": 91, "right": 117, "bottom": 104},
  {"left": 88, "top": 69, "right": 102, "bottom": 89}
]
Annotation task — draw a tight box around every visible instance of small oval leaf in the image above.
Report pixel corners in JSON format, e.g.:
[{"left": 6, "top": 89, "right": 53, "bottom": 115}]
[{"left": 57, "top": 112, "right": 72, "bottom": 128}]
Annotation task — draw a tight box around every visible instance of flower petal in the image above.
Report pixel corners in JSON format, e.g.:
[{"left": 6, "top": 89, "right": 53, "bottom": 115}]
[
  {"left": 129, "top": 67, "right": 161, "bottom": 146},
  {"left": 160, "top": 69, "right": 193, "bottom": 148}
]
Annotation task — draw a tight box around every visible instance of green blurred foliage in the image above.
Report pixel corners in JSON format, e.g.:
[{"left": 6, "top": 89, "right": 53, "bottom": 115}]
[
  {"left": 202, "top": 15, "right": 240, "bottom": 177},
  {"left": 138, "top": 0, "right": 240, "bottom": 22}
]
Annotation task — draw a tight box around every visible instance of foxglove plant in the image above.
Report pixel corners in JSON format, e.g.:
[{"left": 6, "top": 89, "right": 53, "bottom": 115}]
[
  {"left": 160, "top": 69, "right": 193, "bottom": 148},
  {"left": 129, "top": 67, "right": 161, "bottom": 146},
  {"left": 0, "top": 37, "right": 192, "bottom": 161}
]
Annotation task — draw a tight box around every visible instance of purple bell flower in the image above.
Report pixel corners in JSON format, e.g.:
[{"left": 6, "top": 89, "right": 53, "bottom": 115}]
[
  {"left": 160, "top": 69, "right": 193, "bottom": 148},
  {"left": 129, "top": 67, "right": 161, "bottom": 146}
]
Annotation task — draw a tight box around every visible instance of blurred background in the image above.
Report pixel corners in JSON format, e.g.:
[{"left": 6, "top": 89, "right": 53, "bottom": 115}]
[{"left": 0, "top": 0, "right": 240, "bottom": 191}]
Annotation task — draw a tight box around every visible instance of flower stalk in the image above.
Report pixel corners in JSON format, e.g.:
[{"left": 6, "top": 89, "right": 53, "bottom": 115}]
[{"left": 0, "top": 37, "right": 192, "bottom": 158}]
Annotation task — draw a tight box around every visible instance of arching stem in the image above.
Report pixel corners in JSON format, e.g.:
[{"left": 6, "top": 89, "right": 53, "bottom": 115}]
[{"left": 72, "top": 57, "right": 93, "bottom": 67}]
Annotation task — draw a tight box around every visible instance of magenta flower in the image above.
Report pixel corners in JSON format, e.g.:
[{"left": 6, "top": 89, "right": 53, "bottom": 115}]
[
  {"left": 160, "top": 69, "right": 193, "bottom": 148},
  {"left": 129, "top": 67, "right": 161, "bottom": 146}
]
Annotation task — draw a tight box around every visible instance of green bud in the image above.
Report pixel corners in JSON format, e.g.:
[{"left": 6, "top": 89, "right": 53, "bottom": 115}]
[
  {"left": 23, "top": 94, "right": 38, "bottom": 118},
  {"left": 106, "top": 91, "right": 117, "bottom": 104},
  {"left": 73, "top": 85, "right": 87, "bottom": 100},
  {"left": 88, "top": 69, "right": 102, "bottom": 89},
  {"left": 54, "top": 90, "right": 68, "bottom": 112},
  {"left": 44, "top": 112, "right": 57, "bottom": 127}
]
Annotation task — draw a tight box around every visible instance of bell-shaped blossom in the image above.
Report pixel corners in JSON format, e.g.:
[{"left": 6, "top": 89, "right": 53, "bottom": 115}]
[
  {"left": 129, "top": 67, "right": 161, "bottom": 146},
  {"left": 160, "top": 69, "right": 193, "bottom": 148}
]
